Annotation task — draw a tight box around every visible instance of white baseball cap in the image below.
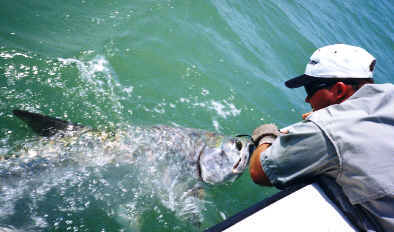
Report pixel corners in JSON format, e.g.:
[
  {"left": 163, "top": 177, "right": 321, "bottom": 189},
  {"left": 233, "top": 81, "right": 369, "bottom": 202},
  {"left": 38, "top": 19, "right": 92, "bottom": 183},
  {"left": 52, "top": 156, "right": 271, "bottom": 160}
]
[{"left": 285, "top": 44, "right": 376, "bottom": 88}]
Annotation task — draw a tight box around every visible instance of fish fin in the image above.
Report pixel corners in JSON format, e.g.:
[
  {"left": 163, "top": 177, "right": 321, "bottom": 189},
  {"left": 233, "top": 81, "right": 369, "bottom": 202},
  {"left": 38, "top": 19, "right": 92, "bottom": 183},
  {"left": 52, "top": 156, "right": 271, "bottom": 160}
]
[{"left": 13, "top": 110, "right": 85, "bottom": 137}]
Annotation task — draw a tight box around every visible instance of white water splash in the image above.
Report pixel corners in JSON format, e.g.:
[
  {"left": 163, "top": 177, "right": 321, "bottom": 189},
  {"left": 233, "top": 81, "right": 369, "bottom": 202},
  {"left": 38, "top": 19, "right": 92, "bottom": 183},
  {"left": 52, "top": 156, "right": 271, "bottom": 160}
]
[
  {"left": 57, "top": 55, "right": 134, "bottom": 120},
  {"left": 208, "top": 100, "right": 241, "bottom": 119},
  {"left": 0, "top": 125, "right": 229, "bottom": 231}
]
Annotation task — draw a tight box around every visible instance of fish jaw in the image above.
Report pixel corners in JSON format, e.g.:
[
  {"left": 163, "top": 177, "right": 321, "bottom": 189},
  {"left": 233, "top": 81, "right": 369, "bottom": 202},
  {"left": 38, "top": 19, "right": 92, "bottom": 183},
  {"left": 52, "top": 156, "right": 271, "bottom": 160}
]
[{"left": 232, "top": 141, "right": 255, "bottom": 174}]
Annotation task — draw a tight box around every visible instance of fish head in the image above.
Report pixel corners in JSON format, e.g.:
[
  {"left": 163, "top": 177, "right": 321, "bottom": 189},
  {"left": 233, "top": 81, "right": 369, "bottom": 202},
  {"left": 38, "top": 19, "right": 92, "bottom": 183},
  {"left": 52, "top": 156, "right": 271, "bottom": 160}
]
[{"left": 198, "top": 135, "right": 255, "bottom": 185}]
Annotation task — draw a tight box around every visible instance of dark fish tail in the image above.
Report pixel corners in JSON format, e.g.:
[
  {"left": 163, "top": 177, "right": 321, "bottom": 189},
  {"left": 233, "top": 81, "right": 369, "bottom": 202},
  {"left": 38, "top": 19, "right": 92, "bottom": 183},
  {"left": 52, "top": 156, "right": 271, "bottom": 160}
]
[{"left": 12, "top": 110, "right": 84, "bottom": 137}]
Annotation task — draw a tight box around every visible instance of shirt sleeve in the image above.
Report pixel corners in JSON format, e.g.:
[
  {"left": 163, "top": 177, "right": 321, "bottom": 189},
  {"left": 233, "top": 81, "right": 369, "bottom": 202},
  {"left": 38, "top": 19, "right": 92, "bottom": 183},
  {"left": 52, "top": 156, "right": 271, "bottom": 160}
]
[{"left": 260, "top": 120, "right": 339, "bottom": 189}]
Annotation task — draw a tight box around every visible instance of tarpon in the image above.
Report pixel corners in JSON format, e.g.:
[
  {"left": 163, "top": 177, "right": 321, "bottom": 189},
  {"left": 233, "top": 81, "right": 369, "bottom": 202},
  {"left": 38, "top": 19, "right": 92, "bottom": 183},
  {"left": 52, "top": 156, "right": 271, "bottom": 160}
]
[
  {"left": 8, "top": 110, "right": 254, "bottom": 185},
  {"left": 1, "top": 110, "right": 255, "bottom": 228}
]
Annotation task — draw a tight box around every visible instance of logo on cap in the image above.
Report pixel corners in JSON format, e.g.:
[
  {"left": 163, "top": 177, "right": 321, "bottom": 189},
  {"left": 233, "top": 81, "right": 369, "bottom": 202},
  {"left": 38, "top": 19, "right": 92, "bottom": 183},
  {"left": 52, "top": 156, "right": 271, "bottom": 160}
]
[{"left": 369, "top": 60, "right": 376, "bottom": 72}]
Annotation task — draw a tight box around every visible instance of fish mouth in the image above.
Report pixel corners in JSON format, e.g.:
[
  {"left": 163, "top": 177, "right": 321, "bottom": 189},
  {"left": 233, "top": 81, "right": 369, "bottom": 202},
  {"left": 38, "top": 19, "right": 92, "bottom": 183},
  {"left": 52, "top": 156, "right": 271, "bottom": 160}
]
[
  {"left": 232, "top": 157, "right": 242, "bottom": 173},
  {"left": 232, "top": 142, "right": 254, "bottom": 174},
  {"left": 232, "top": 157, "right": 243, "bottom": 174},
  {"left": 196, "top": 144, "right": 206, "bottom": 182}
]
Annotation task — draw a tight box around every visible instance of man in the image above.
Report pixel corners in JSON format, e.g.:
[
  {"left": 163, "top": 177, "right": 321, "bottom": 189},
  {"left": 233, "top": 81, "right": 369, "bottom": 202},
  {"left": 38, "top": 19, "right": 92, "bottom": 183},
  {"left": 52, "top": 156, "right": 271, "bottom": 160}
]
[{"left": 249, "top": 44, "right": 394, "bottom": 231}]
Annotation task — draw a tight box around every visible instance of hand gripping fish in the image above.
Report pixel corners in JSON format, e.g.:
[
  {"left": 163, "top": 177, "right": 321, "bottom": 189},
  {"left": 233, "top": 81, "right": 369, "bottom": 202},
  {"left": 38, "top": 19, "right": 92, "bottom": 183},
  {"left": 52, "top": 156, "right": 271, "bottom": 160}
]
[{"left": 10, "top": 110, "right": 255, "bottom": 185}]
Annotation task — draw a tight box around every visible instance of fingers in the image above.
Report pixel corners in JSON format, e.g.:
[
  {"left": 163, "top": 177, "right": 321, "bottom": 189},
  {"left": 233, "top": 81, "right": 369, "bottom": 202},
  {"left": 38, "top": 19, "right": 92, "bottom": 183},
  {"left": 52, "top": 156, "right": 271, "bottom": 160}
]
[{"left": 302, "top": 112, "right": 312, "bottom": 120}]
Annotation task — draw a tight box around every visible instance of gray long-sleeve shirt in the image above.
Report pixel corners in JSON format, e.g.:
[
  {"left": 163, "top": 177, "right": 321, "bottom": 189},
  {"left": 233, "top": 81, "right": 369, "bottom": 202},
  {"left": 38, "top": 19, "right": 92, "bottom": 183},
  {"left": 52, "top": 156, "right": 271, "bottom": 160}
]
[{"left": 260, "top": 84, "right": 394, "bottom": 232}]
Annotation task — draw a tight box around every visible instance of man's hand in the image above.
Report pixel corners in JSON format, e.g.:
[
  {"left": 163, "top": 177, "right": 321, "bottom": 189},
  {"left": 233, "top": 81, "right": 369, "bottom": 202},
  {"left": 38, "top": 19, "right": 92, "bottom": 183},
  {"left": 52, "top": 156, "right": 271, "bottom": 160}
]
[
  {"left": 250, "top": 123, "right": 280, "bottom": 186},
  {"left": 251, "top": 124, "right": 280, "bottom": 146},
  {"left": 250, "top": 143, "right": 273, "bottom": 186},
  {"left": 302, "top": 112, "right": 312, "bottom": 120}
]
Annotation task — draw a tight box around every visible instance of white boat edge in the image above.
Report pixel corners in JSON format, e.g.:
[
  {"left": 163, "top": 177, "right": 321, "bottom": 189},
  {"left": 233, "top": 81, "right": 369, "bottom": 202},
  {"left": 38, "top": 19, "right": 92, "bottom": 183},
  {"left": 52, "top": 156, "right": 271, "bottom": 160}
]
[{"left": 206, "top": 183, "right": 358, "bottom": 232}]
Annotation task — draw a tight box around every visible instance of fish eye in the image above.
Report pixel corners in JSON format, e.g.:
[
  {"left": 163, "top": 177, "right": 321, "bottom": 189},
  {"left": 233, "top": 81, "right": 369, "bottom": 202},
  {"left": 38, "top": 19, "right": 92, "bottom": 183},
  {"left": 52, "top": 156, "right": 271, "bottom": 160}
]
[{"left": 235, "top": 140, "right": 243, "bottom": 151}]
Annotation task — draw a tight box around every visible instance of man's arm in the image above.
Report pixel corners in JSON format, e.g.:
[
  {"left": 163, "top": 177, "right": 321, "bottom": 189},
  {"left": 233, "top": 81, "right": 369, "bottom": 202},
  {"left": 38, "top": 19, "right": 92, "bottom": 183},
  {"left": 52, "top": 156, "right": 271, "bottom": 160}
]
[{"left": 249, "top": 143, "right": 273, "bottom": 186}]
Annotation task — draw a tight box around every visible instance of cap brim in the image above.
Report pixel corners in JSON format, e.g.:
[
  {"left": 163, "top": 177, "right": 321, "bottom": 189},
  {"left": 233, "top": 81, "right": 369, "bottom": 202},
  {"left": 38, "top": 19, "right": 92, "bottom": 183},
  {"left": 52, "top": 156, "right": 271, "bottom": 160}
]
[{"left": 285, "top": 75, "right": 317, "bottom": 88}]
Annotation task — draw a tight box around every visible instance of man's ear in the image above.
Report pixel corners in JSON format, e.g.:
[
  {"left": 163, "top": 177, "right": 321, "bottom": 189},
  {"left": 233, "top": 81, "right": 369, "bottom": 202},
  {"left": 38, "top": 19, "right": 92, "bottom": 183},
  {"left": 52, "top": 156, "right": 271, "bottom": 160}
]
[{"left": 332, "top": 82, "right": 348, "bottom": 102}]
